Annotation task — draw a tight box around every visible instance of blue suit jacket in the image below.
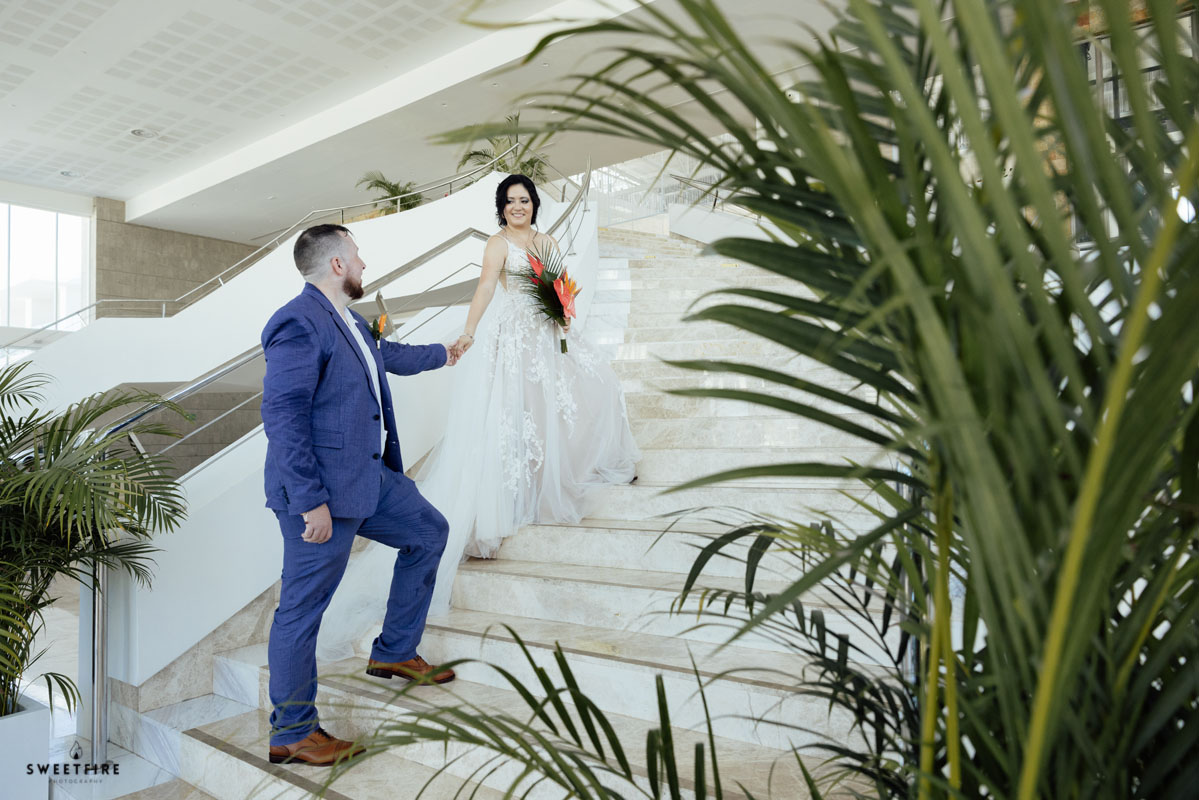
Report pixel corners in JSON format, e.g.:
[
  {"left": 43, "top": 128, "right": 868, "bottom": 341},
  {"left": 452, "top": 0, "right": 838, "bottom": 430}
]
[{"left": 261, "top": 283, "right": 447, "bottom": 518}]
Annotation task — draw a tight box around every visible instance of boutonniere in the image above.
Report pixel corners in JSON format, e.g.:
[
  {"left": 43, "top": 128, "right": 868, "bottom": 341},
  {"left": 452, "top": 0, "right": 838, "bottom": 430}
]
[{"left": 369, "top": 313, "right": 388, "bottom": 348}]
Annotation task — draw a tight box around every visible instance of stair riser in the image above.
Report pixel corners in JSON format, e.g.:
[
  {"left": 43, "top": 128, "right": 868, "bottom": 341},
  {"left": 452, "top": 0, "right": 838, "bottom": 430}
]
[
  {"left": 497, "top": 526, "right": 798, "bottom": 578},
  {"left": 417, "top": 627, "right": 855, "bottom": 750},
  {"left": 625, "top": 387, "right": 887, "bottom": 420},
  {"left": 619, "top": 368, "right": 864, "bottom": 390},
  {"left": 633, "top": 446, "right": 896, "bottom": 483},
  {"left": 599, "top": 276, "right": 796, "bottom": 292},
  {"left": 613, "top": 339, "right": 804, "bottom": 362},
  {"left": 629, "top": 416, "right": 890, "bottom": 451},
  {"left": 611, "top": 354, "right": 840, "bottom": 380},
  {"left": 621, "top": 293, "right": 812, "bottom": 314},
  {"left": 590, "top": 486, "right": 884, "bottom": 532},
  {"left": 599, "top": 241, "right": 700, "bottom": 253},
  {"left": 597, "top": 266, "right": 773, "bottom": 282},
  {"left": 448, "top": 570, "right": 897, "bottom": 665},
  {"left": 620, "top": 322, "right": 758, "bottom": 343}
]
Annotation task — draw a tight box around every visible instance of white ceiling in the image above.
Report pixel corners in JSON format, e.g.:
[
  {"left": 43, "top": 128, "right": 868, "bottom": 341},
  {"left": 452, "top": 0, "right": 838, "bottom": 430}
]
[{"left": 0, "top": 0, "right": 836, "bottom": 243}]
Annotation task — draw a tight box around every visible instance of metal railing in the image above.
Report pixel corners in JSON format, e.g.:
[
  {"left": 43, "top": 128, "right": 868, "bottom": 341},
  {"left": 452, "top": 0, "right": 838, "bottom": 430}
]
[
  {"left": 84, "top": 158, "right": 592, "bottom": 761},
  {"left": 1, "top": 144, "right": 524, "bottom": 361},
  {"left": 667, "top": 173, "right": 760, "bottom": 220}
]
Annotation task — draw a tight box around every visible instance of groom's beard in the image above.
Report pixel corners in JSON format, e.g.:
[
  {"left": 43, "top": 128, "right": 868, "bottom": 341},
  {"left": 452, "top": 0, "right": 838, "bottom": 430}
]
[{"left": 343, "top": 274, "right": 364, "bottom": 301}]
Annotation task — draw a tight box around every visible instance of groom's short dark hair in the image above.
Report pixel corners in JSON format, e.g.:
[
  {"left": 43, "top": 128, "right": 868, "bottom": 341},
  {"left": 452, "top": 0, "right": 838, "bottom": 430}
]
[{"left": 294, "top": 224, "right": 352, "bottom": 279}]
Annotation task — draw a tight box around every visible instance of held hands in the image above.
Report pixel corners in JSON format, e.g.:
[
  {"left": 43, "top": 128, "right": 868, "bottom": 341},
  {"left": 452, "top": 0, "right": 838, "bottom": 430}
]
[
  {"left": 444, "top": 335, "right": 470, "bottom": 366},
  {"left": 446, "top": 334, "right": 474, "bottom": 364},
  {"left": 301, "top": 503, "right": 332, "bottom": 544}
]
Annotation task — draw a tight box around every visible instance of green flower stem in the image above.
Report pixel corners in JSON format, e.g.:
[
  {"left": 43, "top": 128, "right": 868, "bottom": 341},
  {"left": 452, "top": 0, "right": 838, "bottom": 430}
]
[{"left": 1017, "top": 122, "right": 1199, "bottom": 800}]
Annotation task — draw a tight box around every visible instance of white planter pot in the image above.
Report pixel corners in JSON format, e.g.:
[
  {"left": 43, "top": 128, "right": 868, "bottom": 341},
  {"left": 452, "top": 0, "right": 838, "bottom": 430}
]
[{"left": 0, "top": 693, "right": 52, "bottom": 800}]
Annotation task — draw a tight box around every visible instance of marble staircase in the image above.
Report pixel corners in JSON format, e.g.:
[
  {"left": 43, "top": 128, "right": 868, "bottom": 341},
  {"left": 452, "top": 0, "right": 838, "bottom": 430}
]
[{"left": 113, "top": 226, "right": 887, "bottom": 799}]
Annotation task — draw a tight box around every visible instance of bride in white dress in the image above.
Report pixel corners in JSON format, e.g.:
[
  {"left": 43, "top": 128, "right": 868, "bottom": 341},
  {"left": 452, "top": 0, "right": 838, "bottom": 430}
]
[
  {"left": 420, "top": 174, "right": 640, "bottom": 612},
  {"left": 317, "top": 175, "right": 639, "bottom": 659}
]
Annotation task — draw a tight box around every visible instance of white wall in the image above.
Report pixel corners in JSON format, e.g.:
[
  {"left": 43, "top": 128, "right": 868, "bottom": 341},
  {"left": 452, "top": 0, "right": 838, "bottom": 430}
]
[{"left": 29, "top": 174, "right": 508, "bottom": 412}]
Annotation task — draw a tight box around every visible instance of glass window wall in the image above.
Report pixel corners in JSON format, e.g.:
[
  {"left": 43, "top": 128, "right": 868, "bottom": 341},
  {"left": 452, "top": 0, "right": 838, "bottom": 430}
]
[{"left": 0, "top": 202, "right": 91, "bottom": 331}]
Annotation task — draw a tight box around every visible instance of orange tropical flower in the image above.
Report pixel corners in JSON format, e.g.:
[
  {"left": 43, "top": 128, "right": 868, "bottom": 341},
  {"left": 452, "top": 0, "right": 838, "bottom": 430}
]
[{"left": 553, "top": 272, "right": 579, "bottom": 319}]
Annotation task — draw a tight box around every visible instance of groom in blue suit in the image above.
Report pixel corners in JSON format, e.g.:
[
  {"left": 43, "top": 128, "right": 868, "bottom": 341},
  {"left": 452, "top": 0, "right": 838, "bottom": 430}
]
[{"left": 261, "top": 224, "right": 460, "bottom": 766}]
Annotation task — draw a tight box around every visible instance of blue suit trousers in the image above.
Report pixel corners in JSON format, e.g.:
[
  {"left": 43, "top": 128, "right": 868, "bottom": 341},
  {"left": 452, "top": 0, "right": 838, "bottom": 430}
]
[{"left": 267, "top": 467, "right": 449, "bottom": 745}]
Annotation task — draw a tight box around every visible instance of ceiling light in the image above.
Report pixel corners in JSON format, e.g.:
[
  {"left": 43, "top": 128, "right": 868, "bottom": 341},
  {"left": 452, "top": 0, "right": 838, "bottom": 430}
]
[
  {"left": 130, "top": 128, "right": 159, "bottom": 139},
  {"left": 59, "top": 170, "right": 81, "bottom": 178},
  {"left": 541, "top": 62, "right": 549, "bottom": 67},
  {"left": 490, "top": 82, "right": 499, "bottom": 87}
]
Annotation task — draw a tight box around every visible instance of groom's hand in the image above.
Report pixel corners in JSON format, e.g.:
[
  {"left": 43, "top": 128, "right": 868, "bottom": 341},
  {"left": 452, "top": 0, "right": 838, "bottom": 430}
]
[{"left": 301, "top": 503, "right": 332, "bottom": 543}]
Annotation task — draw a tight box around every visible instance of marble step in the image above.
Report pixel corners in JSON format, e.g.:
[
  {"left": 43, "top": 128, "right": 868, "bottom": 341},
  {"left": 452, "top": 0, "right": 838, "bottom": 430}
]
[
  {"left": 629, "top": 414, "right": 890, "bottom": 451},
  {"left": 179, "top": 707, "right": 505, "bottom": 800},
  {"left": 597, "top": 263, "right": 769, "bottom": 281},
  {"left": 612, "top": 337, "right": 802, "bottom": 362},
  {"left": 632, "top": 445, "right": 898, "bottom": 483},
  {"left": 599, "top": 230, "right": 700, "bottom": 250},
  {"left": 611, "top": 352, "right": 837, "bottom": 382},
  {"left": 619, "top": 319, "right": 845, "bottom": 345},
  {"left": 417, "top": 609, "right": 865, "bottom": 750},
  {"left": 624, "top": 385, "right": 888, "bottom": 420},
  {"left": 111, "top": 692, "right": 257, "bottom": 778},
  {"left": 598, "top": 241, "right": 702, "bottom": 255},
  {"left": 619, "top": 367, "right": 868, "bottom": 391},
  {"left": 50, "top": 740, "right": 190, "bottom": 800},
  {"left": 112, "top": 778, "right": 218, "bottom": 799},
  {"left": 620, "top": 320, "right": 758, "bottom": 343},
  {"left": 624, "top": 290, "right": 811, "bottom": 314},
  {"left": 596, "top": 278, "right": 796, "bottom": 297},
  {"left": 211, "top": 646, "right": 818, "bottom": 800},
  {"left": 598, "top": 245, "right": 701, "bottom": 259},
  {"left": 497, "top": 518, "right": 799, "bottom": 578},
  {"left": 449, "top": 560, "right": 896, "bottom": 664},
  {"left": 589, "top": 481, "right": 884, "bottom": 532}
]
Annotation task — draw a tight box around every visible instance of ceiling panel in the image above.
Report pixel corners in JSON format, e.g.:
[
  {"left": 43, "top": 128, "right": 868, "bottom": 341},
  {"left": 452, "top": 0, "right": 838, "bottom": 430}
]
[{"left": 0, "top": 0, "right": 564, "bottom": 199}]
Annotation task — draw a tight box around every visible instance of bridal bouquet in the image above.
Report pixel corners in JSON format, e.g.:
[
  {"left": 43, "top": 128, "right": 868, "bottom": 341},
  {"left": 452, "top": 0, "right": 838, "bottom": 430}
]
[{"left": 520, "top": 243, "right": 580, "bottom": 353}]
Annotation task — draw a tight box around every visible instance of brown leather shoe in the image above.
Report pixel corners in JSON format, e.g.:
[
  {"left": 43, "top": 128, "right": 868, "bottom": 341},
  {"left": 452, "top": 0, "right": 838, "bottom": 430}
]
[
  {"left": 365, "top": 655, "right": 456, "bottom": 683},
  {"left": 267, "top": 727, "right": 365, "bottom": 767}
]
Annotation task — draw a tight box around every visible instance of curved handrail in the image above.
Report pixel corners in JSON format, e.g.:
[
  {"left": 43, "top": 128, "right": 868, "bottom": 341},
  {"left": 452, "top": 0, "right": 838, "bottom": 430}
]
[
  {"left": 105, "top": 159, "right": 593, "bottom": 440},
  {"left": 668, "top": 173, "right": 759, "bottom": 219},
  {"left": 3, "top": 143, "right": 523, "bottom": 354}
]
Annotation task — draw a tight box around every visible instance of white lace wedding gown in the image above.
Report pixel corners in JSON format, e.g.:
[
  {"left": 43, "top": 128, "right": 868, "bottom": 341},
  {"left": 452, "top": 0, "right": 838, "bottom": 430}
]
[
  {"left": 419, "top": 236, "right": 640, "bottom": 611},
  {"left": 317, "top": 237, "right": 639, "bottom": 659}
]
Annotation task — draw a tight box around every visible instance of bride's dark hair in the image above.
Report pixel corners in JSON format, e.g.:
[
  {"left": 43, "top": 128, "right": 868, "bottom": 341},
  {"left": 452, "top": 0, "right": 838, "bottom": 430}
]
[{"left": 495, "top": 174, "right": 540, "bottom": 226}]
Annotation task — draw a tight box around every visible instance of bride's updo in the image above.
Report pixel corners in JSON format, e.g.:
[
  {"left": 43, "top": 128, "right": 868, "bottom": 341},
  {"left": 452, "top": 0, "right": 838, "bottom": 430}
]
[{"left": 495, "top": 174, "right": 540, "bottom": 226}]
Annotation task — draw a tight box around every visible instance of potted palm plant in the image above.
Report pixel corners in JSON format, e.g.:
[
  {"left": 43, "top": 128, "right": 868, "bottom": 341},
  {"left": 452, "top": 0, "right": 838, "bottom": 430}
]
[
  {"left": 457, "top": 113, "right": 552, "bottom": 184},
  {"left": 355, "top": 172, "right": 424, "bottom": 214},
  {"left": 0, "top": 363, "right": 186, "bottom": 793}
]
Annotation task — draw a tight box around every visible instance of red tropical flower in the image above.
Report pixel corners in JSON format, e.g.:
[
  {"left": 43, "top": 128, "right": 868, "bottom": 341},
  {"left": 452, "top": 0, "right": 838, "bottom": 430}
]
[{"left": 527, "top": 253, "right": 545, "bottom": 281}]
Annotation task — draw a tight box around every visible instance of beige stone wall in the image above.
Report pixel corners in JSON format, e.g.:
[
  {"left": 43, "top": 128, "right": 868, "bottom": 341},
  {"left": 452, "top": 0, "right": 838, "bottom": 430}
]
[{"left": 94, "top": 198, "right": 256, "bottom": 316}]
